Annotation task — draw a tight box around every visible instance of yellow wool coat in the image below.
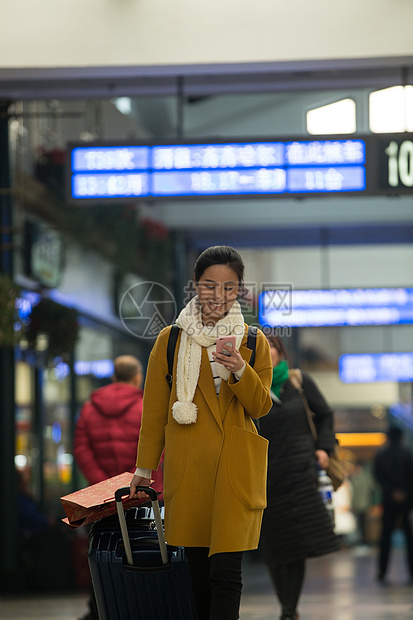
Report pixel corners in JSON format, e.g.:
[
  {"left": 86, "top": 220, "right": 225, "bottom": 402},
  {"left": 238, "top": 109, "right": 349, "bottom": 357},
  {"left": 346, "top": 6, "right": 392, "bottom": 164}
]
[{"left": 136, "top": 323, "right": 272, "bottom": 556}]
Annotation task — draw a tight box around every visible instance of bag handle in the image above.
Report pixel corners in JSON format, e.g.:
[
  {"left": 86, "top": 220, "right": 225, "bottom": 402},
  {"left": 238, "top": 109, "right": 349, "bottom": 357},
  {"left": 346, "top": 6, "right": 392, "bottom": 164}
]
[
  {"left": 289, "top": 369, "right": 318, "bottom": 445},
  {"left": 115, "top": 487, "right": 168, "bottom": 569}
]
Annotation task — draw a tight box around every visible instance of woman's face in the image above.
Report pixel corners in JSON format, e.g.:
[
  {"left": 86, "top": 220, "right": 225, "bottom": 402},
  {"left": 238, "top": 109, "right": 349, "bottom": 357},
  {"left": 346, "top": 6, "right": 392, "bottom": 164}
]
[
  {"left": 194, "top": 264, "right": 240, "bottom": 325},
  {"left": 268, "top": 339, "right": 282, "bottom": 368}
]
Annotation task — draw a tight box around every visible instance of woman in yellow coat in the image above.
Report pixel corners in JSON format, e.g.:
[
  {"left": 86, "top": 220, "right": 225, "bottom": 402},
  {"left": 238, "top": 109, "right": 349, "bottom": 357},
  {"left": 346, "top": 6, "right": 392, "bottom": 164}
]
[{"left": 130, "top": 245, "right": 272, "bottom": 620}]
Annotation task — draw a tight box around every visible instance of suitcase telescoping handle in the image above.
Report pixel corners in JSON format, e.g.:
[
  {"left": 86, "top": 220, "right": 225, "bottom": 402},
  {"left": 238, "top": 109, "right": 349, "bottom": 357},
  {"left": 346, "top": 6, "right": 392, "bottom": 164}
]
[{"left": 115, "top": 486, "right": 168, "bottom": 568}]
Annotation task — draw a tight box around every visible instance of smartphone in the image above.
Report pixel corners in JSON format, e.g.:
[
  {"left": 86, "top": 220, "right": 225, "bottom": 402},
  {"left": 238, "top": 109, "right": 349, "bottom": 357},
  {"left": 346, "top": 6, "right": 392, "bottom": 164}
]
[{"left": 216, "top": 336, "right": 236, "bottom": 356}]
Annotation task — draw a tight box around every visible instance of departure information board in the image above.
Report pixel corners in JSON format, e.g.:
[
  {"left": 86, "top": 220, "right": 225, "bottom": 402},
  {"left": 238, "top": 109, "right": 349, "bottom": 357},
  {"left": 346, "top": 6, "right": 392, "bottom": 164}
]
[
  {"left": 258, "top": 287, "right": 413, "bottom": 328},
  {"left": 339, "top": 353, "right": 413, "bottom": 383},
  {"left": 67, "top": 139, "right": 367, "bottom": 201}
]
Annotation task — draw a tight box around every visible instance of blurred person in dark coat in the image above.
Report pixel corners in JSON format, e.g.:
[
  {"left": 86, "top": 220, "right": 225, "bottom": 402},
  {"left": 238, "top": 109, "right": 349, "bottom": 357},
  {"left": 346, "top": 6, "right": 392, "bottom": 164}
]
[
  {"left": 16, "top": 469, "right": 74, "bottom": 593},
  {"left": 17, "top": 469, "right": 51, "bottom": 537},
  {"left": 259, "top": 335, "right": 339, "bottom": 620},
  {"left": 374, "top": 426, "right": 413, "bottom": 583},
  {"left": 74, "top": 355, "right": 163, "bottom": 620},
  {"left": 350, "top": 460, "right": 376, "bottom": 546}
]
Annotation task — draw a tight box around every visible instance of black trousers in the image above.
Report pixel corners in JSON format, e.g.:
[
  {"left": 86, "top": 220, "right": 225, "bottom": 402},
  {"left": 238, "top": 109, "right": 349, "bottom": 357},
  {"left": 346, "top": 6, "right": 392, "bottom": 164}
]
[
  {"left": 267, "top": 559, "right": 305, "bottom": 620},
  {"left": 184, "top": 547, "right": 243, "bottom": 620},
  {"left": 379, "top": 500, "right": 413, "bottom": 579}
]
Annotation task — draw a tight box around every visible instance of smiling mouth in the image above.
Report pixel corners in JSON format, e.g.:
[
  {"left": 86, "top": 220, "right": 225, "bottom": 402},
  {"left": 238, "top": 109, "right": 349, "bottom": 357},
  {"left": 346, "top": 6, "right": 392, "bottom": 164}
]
[{"left": 209, "top": 302, "right": 225, "bottom": 310}]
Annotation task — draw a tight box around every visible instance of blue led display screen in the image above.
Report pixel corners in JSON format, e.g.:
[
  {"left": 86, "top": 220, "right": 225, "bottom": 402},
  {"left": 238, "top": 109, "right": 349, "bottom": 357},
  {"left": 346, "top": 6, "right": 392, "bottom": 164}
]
[
  {"left": 72, "top": 146, "right": 150, "bottom": 171},
  {"left": 259, "top": 288, "right": 413, "bottom": 328},
  {"left": 152, "top": 169, "right": 287, "bottom": 196},
  {"left": 285, "top": 139, "right": 365, "bottom": 165},
  {"left": 339, "top": 353, "right": 413, "bottom": 383},
  {"left": 287, "top": 166, "right": 365, "bottom": 193},
  {"left": 72, "top": 172, "right": 150, "bottom": 199},
  {"left": 152, "top": 142, "right": 286, "bottom": 169},
  {"left": 68, "top": 139, "right": 367, "bottom": 200}
]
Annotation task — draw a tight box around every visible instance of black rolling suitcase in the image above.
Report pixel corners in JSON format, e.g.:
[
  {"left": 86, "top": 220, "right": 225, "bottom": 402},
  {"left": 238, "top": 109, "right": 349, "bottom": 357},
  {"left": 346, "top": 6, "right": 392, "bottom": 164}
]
[{"left": 88, "top": 486, "right": 196, "bottom": 620}]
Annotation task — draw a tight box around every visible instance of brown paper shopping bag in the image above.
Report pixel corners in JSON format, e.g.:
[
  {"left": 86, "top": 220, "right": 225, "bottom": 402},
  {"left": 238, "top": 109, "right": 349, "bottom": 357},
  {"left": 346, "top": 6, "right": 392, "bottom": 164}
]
[{"left": 60, "top": 472, "right": 158, "bottom": 529}]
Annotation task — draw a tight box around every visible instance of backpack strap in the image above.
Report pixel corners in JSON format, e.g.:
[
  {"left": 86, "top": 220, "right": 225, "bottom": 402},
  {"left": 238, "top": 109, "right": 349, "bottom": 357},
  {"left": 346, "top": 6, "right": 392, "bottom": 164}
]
[
  {"left": 289, "top": 368, "right": 318, "bottom": 443},
  {"left": 288, "top": 368, "right": 303, "bottom": 391},
  {"left": 166, "top": 325, "right": 180, "bottom": 389},
  {"left": 246, "top": 325, "right": 257, "bottom": 368},
  {"left": 246, "top": 325, "right": 260, "bottom": 432}
]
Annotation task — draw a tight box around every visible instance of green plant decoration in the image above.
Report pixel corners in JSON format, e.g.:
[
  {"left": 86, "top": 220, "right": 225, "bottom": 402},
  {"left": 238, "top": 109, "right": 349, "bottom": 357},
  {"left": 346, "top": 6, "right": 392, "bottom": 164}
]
[{"left": 26, "top": 298, "right": 79, "bottom": 361}]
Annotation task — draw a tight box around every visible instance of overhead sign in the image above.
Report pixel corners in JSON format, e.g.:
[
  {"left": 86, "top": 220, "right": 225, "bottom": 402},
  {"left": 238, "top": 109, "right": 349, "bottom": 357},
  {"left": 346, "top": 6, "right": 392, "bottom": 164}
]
[
  {"left": 26, "top": 222, "right": 64, "bottom": 288},
  {"left": 67, "top": 138, "right": 367, "bottom": 201},
  {"left": 339, "top": 353, "right": 413, "bottom": 383},
  {"left": 258, "top": 287, "right": 413, "bottom": 328},
  {"left": 378, "top": 136, "right": 413, "bottom": 192}
]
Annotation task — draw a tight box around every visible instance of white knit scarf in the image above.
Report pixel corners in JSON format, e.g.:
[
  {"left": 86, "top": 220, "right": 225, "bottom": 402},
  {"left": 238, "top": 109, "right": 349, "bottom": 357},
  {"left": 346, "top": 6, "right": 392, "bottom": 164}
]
[{"left": 172, "top": 296, "right": 245, "bottom": 424}]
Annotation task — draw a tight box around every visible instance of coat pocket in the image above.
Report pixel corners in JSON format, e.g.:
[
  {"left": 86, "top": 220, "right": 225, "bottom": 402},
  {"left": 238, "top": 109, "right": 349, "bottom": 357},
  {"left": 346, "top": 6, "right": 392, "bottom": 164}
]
[
  {"left": 228, "top": 426, "right": 269, "bottom": 510},
  {"left": 163, "top": 421, "right": 187, "bottom": 501}
]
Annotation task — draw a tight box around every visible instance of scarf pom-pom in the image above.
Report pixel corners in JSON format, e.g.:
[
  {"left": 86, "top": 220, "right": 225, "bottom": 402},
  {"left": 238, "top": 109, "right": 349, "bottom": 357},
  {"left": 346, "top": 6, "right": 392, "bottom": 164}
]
[{"left": 172, "top": 401, "right": 198, "bottom": 425}]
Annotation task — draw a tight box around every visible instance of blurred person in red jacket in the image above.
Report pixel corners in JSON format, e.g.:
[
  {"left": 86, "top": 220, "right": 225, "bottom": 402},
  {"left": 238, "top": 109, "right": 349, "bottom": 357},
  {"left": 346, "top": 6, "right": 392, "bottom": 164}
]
[
  {"left": 74, "top": 354, "right": 163, "bottom": 493},
  {"left": 74, "top": 354, "right": 163, "bottom": 620}
]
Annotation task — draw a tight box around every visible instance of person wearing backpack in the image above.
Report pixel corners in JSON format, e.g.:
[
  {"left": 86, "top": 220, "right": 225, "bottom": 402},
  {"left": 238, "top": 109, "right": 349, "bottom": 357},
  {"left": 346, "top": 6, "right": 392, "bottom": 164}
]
[{"left": 130, "top": 245, "right": 272, "bottom": 620}]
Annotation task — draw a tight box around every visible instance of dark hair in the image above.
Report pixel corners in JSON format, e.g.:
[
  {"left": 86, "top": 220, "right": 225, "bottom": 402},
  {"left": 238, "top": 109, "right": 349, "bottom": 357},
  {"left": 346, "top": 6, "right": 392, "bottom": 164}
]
[
  {"left": 194, "top": 246, "right": 244, "bottom": 284},
  {"left": 266, "top": 335, "right": 290, "bottom": 362}
]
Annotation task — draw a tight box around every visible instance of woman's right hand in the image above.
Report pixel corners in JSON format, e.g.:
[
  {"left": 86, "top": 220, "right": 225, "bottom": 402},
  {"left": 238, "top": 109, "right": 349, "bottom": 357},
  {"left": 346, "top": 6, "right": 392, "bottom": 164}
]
[{"left": 129, "top": 475, "right": 152, "bottom": 500}]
